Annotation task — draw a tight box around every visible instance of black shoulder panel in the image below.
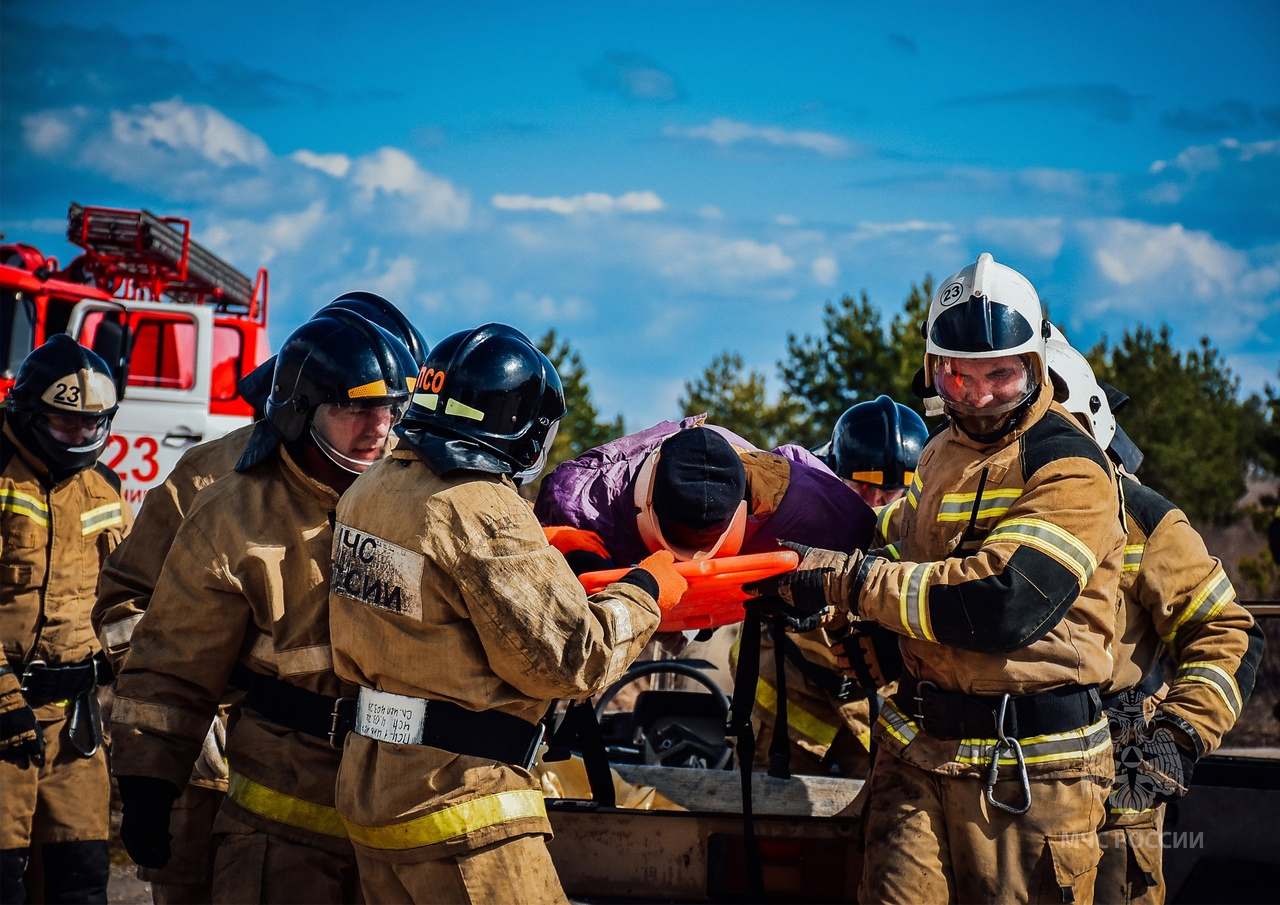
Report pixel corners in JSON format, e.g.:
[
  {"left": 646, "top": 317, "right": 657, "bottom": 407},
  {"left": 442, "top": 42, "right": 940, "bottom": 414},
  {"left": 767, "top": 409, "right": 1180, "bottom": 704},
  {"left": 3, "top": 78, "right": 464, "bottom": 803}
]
[
  {"left": 1120, "top": 476, "right": 1177, "bottom": 537},
  {"left": 93, "top": 461, "right": 122, "bottom": 494},
  {"left": 1019, "top": 410, "right": 1111, "bottom": 482}
]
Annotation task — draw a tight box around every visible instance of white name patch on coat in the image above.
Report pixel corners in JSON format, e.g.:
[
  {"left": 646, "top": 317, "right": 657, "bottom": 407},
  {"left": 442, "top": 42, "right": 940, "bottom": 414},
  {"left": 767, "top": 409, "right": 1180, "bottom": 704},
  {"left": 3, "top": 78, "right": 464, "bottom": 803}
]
[{"left": 332, "top": 523, "right": 424, "bottom": 619}]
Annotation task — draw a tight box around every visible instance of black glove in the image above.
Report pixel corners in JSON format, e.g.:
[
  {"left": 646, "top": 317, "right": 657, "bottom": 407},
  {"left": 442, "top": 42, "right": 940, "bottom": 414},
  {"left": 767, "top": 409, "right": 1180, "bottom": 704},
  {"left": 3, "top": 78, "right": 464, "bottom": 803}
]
[
  {"left": 563, "top": 549, "right": 614, "bottom": 576},
  {"left": 117, "top": 776, "right": 181, "bottom": 869},
  {"left": 754, "top": 595, "right": 828, "bottom": 633},
  {"left": 0, "top": 705, "right": 45, "bottom": 769}
]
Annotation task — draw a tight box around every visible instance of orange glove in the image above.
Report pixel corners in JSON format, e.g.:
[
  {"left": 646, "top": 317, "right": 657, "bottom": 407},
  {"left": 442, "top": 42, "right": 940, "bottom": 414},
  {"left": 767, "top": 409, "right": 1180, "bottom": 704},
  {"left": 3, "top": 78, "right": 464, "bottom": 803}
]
[
  {"left": 543, "top": 526, "right": 611, "bottom": 559},
  {"left": 635, "top": 550, "right": 689, "bottom": 611}
]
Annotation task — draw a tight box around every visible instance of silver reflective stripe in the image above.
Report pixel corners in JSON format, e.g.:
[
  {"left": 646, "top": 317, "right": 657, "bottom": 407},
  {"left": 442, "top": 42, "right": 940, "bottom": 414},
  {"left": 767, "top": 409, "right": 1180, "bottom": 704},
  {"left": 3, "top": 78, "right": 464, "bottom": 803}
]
[
  {"left": 1174, "top": 662, "right": 1243, "bottom": 717},
  {"left": 101, "top": 613, "right": 144, "bottom": 651},
  {"left": 898, "top": 562, "right": 935, "bottom": 641},
  {"left": 955, "top": 718, "right": 1111, "bottom": 766},
  {"left": 1165, "top": 570, "right": 1234, "bottom": 643},
  {"left": 877, "top": 697, "right": 918, "bottom": 747},
  {"left": 935, "top": 489, "right": 1023, "bottom": 523},
  {"left": 81, "top": 503, "right": 124, "bottom": 535},
  {"left": 598, "top": 598, "right": 635, "bottom": 685},
  {"left": 984, "top": 518, "right": 1097, "bottom": 586}
]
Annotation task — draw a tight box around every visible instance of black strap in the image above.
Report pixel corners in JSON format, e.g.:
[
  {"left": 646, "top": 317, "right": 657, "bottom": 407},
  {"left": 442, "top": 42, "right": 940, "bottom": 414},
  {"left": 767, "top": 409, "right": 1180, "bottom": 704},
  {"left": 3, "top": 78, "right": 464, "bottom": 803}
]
[
  {"left": 13, "top": 658, "right": 99, "bottom": 706},
  {"left": 414, "top": 699, "right": 544, "bottom": 767},
  {"left": 898, "top": 673, "right": 1101, "bottom": 740},
  {"left": 543, "top": 701, "right": 615, "bottom": 806},
  {"left": 767, "top": 620, "right": 791, "bottom": 779},
  {"left": 228, "top": 662, "right": 345, "bottom": 742},
  {"left": 727, "top": 600, "right": 766, "bottom": 902}
]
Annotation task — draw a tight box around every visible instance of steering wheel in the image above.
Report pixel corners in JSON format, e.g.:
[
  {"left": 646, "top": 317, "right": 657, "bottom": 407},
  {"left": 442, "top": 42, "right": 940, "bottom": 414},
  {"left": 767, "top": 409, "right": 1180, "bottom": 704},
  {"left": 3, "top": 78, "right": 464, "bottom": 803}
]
[{"left": 595, "top": 660, "right": 733, "bottom": 770}]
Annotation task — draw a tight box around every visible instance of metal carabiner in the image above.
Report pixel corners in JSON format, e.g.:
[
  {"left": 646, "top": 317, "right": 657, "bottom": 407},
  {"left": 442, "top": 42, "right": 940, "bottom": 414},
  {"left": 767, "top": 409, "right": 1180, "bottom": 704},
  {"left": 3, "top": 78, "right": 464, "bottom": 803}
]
[
  {"left": 18, "top": 660, "right": 45, "bottom": 694},
  {"left": 985, "top": 693, "right": 1032, "bottom": 815}
]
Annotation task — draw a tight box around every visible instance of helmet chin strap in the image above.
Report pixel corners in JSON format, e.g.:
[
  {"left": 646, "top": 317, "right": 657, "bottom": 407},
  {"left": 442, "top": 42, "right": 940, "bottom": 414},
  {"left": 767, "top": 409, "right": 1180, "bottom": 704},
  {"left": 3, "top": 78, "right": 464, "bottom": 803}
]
[{"left": 309, "top": 424, "right": 375, "bottom": 475}]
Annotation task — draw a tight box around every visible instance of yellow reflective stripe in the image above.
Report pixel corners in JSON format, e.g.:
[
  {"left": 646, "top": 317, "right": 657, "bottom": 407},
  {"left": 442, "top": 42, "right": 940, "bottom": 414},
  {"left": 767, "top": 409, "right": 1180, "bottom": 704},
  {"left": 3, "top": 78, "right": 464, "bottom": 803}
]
[
  {"left": 1175, "top": 662, "right": 1243, "bottom": 717},
  {"left": 898, "top": 562, "right": 936, "bottom": 641},
  {"left": 877, "top": 697, "right": 918, "bottom": 747},
  {"left": 875, "top": 497, "right": 903, "bottom": 544},
  {"left": 1122, "top": 544, "right": 1145, "bottom": 573},
  {"left": 227, "top": 771, "right": 348, "bottom": 838},
  {"left": 906, "top": 472, "right": 923, "bottom": 510},
  {"left": 81, "top": 502, "right": 123, "bottom": 534},
  {"left": 1163, "top": 570, "right": 1234, "bottom": 644},
  {"left": 955, "top": 718, "right": 1112, "bottom": 766},
  {"left": 984, "top": 518, "right": 1097, "bottom": 586},
  {"left": 342, "top": 789, "right": 546, "bottom": 851},
  {"left": 936, "top": 489, "right": 1023, "bottom": 523},
  {"left": 754, "top": 677, "right": 839, "bottom": 747},
  {"left": 347, "top": 379, "right": 389, "bottom": 399},
  {"left": 444, "top": 398, "right": 485, "bottom": 421},
  {"left": 0, "top": 489, "right": 50, "bottom": 527},
  {"left": 883, "top": 543, "right": 901, "bottom": 561}
]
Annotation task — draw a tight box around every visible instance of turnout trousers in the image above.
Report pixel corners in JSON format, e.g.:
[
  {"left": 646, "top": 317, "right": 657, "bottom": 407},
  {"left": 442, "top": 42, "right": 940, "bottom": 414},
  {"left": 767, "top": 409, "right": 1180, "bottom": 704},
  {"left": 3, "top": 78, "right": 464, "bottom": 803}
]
[
  {"left": 858, "top": 754, "right": 1109, "bottom": 905},
  {"left": 353, "top": 835, "right": 566, "bottom": 905},
  {"left": 1095, "top": 806, "right": 1165, "bottom": 905}
]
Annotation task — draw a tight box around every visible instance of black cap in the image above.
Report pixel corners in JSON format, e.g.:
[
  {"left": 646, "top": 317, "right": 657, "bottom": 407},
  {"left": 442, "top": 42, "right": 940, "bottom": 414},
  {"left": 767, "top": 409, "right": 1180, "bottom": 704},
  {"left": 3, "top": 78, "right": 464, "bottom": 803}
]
[{"left": 652, "top": 428, "right": 747, "bottom": 539}]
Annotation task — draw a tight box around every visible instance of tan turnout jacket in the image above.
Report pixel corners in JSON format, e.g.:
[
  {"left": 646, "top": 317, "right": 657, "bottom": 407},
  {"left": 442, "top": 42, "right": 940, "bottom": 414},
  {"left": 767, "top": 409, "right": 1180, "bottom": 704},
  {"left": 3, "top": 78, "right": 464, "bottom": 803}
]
[
  {"left": 2, "top": 418, "right": 131, "bottom": 719},
  {"left": 833, "top": 386, "right": 1125, "bottom": 780},
  {"left": 111, "top": 446, "right": 354, "bottom": 854},
  {"left": 330, "top": 447, "right": 662, "bottom": 860},
  {"left": 1107, "top": 475, "right": 1263, "bottom": 758}
]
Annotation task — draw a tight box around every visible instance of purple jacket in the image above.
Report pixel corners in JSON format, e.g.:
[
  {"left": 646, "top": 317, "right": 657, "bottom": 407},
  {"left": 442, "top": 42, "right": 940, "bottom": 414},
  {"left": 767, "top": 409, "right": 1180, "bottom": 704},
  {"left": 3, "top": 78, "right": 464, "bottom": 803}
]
[{"left": 533, "top": 416, "right": 874, "bottom": 565}]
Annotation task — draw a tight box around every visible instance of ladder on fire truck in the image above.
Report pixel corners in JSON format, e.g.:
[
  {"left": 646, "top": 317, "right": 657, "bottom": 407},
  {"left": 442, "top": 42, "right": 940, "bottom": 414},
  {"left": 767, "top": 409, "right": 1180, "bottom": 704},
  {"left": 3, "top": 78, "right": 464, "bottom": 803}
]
[{"left": 66, "top": 203, "right": 267, "bottom": 323}]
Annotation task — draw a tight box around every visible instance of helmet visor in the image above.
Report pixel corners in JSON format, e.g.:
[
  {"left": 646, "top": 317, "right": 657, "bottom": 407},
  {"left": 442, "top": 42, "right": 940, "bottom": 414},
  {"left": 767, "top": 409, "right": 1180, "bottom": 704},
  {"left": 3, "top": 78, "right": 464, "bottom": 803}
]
[
  {"left": 42, "top": 412, "right": 112, "bottom": 452},
  {"left": 934, "top": 354, "right": 1036, "bottom": 419},
  {"left": 311, "top": 400, "right": 406, "bottom": 473}
]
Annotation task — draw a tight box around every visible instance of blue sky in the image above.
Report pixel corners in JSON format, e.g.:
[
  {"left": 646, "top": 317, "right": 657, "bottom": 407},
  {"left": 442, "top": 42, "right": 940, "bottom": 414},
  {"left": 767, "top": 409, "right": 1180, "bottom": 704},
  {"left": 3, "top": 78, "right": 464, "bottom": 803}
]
[{"left": 4, "top": 0, "right": 1278, "bottom": 430}]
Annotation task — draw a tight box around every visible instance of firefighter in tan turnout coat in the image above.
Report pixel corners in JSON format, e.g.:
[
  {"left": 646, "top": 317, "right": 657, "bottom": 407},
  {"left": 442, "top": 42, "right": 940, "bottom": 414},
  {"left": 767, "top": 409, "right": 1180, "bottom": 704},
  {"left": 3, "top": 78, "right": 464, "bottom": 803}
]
[
  {"left": 329, "top": 323, "right": 686, "bottom": 905},
  {"left": 1, "top": 336, "right": 131, "bottom": 904},
  {"left": 1038, "top": 337, "right": 1269, "bottom": 905},
  {"left": 754, "top": 254, "right": 1125, "bottom": 904},
  {"left": 92, "top": 292, "right": 428, "bottom": 904},
  {"left": 110, "top": 311, "right": 416, "bottom": 903}
]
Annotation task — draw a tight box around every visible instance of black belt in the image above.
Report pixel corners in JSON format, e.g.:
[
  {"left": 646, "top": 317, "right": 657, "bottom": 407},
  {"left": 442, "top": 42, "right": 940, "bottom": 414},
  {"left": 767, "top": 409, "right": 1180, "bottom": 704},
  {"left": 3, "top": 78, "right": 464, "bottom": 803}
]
[
  {"left": 10, "top": 656, "right": 107, "bottom": 706},
  {"left": 228, "top": 662, "right": 355, "bottom": 749},
  {"left": 778, "top": 634, "right": 859, "bottom": 701},
  {"left": 897, "top": 673, "right": 1102, "bottom": 740},
  {"left": 354, "top": 691, "right": 544, "bottom": 769},
  {"left": 1100, "top": 662, "right": 1165, "bottom": 712}
]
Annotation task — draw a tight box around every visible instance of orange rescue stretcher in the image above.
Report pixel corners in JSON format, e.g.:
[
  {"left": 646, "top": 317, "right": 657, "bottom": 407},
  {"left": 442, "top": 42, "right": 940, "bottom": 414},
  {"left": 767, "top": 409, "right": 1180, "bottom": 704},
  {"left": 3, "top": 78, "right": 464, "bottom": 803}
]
[{"left": 578, "top": 550, "right": 799, "bottom": 632}]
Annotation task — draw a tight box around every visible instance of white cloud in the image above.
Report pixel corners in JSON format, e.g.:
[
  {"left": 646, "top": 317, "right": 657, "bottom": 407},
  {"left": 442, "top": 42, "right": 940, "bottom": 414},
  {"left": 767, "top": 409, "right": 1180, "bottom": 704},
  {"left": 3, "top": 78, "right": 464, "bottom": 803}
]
[
  {"left": 491, "top": 190, "right": 663, "bottom": 215},
  {"left": 108, "top": 99, "right": 271, "bottom": 168},
  {"left": 847, "top": 220, "right": 955, "bottom": 241},
  {"left": 974, "top": 217, "right": 1065, "bottom": 259},
  {"left": 698, "top": 205, "right": 724, "bottom": 220},
  {"left": 664, "top": 118, "right": 853, "bottom": 158},
  {"left": 291, "top": 149, "right": 351, "bottom": 178},
  {"left": 645, "top": 228, "right": 795, "bottom": 284},
  {"left": 811, "top": 255, "right": 839, "bottom": 286},
  {"left": 350, "top": 148, "right": 471, "bottom": 232},
  {"left": 22, "top": 107, "right": 87, "bottom": 155},
  {"left": 510, "top": 290, "right": 591, "bottom": 321},
  {"left": 203, "top": 201, "right": 330, "bottom": 266},
  {"left": 775, "top": 214, "right": 800, "bottom": 227}
]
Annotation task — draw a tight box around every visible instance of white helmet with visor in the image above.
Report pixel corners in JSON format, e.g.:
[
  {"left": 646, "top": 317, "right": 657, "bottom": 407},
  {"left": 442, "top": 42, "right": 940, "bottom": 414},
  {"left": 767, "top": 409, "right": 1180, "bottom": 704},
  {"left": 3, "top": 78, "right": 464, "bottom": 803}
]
[{"left": 925, "top": 253, "right": 1049, "bottom": 426}]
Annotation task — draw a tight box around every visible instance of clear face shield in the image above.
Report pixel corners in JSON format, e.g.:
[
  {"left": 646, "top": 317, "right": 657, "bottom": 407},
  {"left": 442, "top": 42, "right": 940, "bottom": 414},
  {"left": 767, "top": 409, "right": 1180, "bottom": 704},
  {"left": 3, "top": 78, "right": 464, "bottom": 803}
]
[
  {"left": 310, "top": 398, "right": 407, "bottom": 474},
  {"left": 514, "top": 421, "right": 559, "bottom": 486},
  {"left": 933, "top": 354, "right": 1037, "bottom": 423},
  {"left": 41, "top": 411, "right": 112, "bottom": 452}
]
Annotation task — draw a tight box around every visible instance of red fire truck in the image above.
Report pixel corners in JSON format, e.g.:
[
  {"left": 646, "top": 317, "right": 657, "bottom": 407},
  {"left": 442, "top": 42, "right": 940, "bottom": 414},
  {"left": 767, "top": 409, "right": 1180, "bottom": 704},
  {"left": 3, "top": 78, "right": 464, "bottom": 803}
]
[{"left": 1, "top": 203, "right": 271, "bottom": 507}]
